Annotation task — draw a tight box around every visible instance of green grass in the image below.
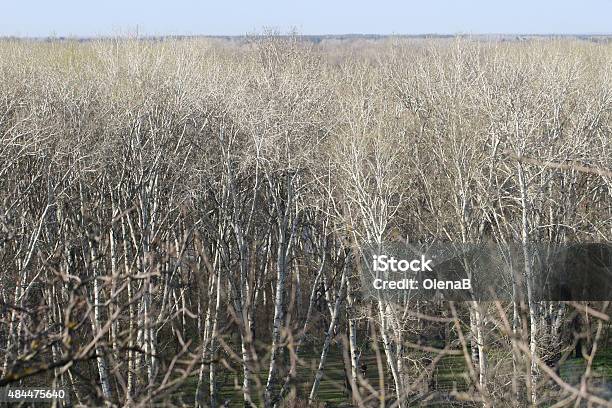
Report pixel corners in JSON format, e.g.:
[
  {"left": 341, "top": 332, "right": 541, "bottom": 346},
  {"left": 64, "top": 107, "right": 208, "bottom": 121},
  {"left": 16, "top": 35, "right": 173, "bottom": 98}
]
[
  {"left": 169, "top": 344, "right": 472, "bottom": 407},
  {"left": 165, "top": 341, "right": 612, "bottom": 407},
  {"left": 560, "top": 345, "right": 612, "bottom": 389}
]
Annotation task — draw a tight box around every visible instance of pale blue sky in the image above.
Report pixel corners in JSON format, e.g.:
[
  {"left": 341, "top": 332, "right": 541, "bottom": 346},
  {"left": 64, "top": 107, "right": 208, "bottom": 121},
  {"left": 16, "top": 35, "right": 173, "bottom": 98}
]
[{"left": 1, "top": 0, "right": 611, "bottom": 37}]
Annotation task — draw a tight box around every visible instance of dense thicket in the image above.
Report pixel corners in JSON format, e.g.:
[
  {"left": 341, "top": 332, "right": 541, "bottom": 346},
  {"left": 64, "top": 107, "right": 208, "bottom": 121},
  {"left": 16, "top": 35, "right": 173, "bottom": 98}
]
[{"left": 0, "top": 37, "right": 611, "bottom": 407}]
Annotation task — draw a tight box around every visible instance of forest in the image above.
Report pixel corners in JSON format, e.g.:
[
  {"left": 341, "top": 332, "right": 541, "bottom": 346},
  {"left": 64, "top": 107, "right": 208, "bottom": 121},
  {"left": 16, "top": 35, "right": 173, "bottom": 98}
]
[{"left": 0, "top": 35, "right": 611, "bottom": 407}]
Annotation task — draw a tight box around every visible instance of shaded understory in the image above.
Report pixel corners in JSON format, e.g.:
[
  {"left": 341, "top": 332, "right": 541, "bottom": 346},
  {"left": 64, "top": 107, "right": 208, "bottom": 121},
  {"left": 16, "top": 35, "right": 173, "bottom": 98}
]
[{"left": 168, "top": 342, "right": 612, "bottom": 407}]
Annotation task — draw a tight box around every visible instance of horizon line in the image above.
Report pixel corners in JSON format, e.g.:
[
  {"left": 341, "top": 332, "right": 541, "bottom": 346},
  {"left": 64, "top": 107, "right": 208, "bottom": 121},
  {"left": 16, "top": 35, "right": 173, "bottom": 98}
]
[{"left": 1, "top": 32, "right": 612, "bottom": 40}]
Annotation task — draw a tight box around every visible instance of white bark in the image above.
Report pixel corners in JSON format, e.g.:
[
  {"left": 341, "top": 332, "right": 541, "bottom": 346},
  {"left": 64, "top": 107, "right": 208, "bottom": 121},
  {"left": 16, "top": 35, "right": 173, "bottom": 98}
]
[
  {"left": 346, "top": 280, "right": 360, "bottom": 401},
  {"left": 518, "top": 163, "right": 538, "bottom": 406}
]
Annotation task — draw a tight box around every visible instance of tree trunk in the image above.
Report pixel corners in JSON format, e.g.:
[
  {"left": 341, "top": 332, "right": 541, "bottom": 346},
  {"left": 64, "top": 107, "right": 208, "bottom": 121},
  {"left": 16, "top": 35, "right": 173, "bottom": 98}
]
[
  {"left": 518, "top": 163, "right": 538, "bottom": 406},
  {"left": 308, "top": 257, "right": 348, "bottom": 404},
  {"left": 347, "top": 281, "right": 360, "bottom": 401}
]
